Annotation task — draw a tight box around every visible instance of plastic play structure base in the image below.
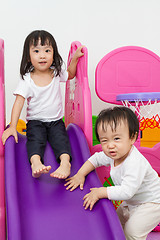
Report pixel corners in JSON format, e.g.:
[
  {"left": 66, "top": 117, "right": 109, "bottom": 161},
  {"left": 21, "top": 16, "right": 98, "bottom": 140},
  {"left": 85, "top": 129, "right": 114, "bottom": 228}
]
[
  {"left": 2, "top": 41, "right": 160, "bottom": 240},
  {"left": 5, "top": 124, "right": 125, "bottom": 240}
]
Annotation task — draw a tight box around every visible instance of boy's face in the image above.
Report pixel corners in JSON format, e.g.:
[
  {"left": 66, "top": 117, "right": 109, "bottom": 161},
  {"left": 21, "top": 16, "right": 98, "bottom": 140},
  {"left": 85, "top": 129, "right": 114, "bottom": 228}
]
[
  {"left": 29, "top": 39, "right": 54, "bottom": 73},
  {"left": 97, "top": 120, "right": 136, "bottom": 166}
]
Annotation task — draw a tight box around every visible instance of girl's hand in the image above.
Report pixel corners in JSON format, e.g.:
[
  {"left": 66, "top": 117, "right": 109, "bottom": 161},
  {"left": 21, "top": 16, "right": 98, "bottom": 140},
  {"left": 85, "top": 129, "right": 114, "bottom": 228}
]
[
  {"left": 72, "top": 46, "right": 84, "bottom": 61},
  {"left": 83, "top": 187, "right": 108, "bottom": 211},
  {"left": 2, "top": 126, "right": 18, "bottom": 145},
  {"left": 67, "top": 45, "right": 85, "bottom": 80},
  {"left": 64, "top": 172, "right": 85, "bottom": 191}
]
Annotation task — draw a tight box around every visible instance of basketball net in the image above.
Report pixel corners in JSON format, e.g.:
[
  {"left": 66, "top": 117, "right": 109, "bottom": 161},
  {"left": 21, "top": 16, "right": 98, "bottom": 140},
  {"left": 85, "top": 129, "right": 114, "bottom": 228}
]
[{"left": 121, "top": 99, "right": 160, "bottom": 130}]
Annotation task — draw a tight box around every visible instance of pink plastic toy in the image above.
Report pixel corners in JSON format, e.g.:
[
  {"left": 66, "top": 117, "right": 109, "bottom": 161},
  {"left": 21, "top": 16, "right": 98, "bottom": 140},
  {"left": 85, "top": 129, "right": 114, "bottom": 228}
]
[
  {"left": 65, "top": 45, "right": 160, "bottom": 179},
  {"left": 0, "top": 39, "right": 6, "bottom": 240},
  {"left": 95, "top": 46, "right": 160, "bottom": 104},
  {"left": 2, "top": 41, "right": 125, "bottom": 240},
  {"left": 65, "top": 45, "right": 160, "bottom": 239},
  {"left": 94, "top": 46, "right": 160, "bottom": 179},
  {"left": 65, "top": 41, "right": 92, "bottom": 151},
  {"left": 1, "top": 40, "right": 160, "bottom": 239}
]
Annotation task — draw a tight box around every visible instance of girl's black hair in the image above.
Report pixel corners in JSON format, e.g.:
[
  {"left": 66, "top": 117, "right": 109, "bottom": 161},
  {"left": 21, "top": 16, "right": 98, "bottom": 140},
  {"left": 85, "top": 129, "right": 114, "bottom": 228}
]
[
  {"left": 20, "top": 30, "right": 63, "bottom": 79},
  {"left": 95, "top": 106, "right": 139, "bottom": 142}
]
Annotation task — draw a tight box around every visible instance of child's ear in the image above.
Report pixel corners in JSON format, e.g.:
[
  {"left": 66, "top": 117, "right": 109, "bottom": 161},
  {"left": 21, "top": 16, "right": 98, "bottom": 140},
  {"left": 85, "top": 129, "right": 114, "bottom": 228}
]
[{"left": 131, "top": 132, "right": 138, "bottom": 144}]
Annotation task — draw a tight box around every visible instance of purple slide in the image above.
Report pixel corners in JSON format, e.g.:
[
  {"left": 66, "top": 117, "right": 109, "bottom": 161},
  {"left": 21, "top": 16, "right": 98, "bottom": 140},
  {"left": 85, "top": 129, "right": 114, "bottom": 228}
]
[{"left": 5, "top": 123, "right": 125, "bottom": 240}]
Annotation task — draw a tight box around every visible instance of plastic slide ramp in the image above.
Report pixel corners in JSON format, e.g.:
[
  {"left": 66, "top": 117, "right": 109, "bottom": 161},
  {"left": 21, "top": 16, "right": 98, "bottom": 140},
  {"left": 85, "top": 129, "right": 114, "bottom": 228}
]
[{"left": 5, "top": 123, "right": 125, "bottom": 240}]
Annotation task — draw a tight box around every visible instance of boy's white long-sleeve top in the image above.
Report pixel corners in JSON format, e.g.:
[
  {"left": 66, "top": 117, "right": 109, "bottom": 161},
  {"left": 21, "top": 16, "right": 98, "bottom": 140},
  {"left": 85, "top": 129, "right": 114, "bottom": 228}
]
[{"left": 89, "top": 146, "right": 160, "bottom": 207}]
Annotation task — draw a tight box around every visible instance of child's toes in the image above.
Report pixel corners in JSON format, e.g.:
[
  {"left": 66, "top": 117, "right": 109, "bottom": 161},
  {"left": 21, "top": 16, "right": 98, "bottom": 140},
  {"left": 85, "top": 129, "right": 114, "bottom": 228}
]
[{"left": 46, "top": 166, "right": 51, "bottom": 171}]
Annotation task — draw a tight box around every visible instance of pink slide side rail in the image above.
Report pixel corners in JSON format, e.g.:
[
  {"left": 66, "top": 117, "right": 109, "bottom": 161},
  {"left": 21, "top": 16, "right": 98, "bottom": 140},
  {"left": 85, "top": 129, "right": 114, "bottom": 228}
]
[
  {"left": 0, "top": 39, "right": 6, "bottom": 240},
  {"left": 65, "top": 41, "right": 93, "bottom": 151}
]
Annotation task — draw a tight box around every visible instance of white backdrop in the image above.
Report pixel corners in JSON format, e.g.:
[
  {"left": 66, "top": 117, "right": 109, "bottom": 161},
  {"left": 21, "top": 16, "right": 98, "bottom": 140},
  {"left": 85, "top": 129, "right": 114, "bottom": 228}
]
[{"left": 1, "top": 0, "right": 160, "bottom": 124}]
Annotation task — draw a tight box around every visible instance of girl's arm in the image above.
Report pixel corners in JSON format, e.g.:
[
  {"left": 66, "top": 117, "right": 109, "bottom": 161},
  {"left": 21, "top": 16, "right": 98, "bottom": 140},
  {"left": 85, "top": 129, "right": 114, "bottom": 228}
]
[
  {"left": 2, "top": 95, "right": 25, "bottom": 145},
  {"left": 65, "top": 160, "right": 95, "bottom": 191},
  {"left": 67, "top": 46, "right": 84, "bottom": 80}
]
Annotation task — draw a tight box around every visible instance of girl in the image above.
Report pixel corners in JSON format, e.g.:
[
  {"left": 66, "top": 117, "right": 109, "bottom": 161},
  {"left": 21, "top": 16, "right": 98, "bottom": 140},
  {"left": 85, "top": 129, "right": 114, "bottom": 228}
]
[
  {"left": 65, "top": 107, "right": 160, "bottom": 240},
  {"left": 2, "top": 30, "right": 84, "bottom": 179}
]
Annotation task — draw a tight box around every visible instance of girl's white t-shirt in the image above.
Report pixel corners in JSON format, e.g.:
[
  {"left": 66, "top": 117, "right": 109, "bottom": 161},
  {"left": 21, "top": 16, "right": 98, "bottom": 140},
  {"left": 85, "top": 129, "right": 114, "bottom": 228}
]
[
  {"left": 89, "top": 146, "right": 160, "bottom": 207},
  {"left": 14, "top": 70, "right": 68, "bottom": 122}
]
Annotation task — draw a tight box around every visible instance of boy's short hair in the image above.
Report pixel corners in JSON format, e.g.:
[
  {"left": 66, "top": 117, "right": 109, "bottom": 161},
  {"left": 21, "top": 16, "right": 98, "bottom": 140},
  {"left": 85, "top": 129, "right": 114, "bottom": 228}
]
[{"left": 95, "top": 106, "right": 139, "bottom": 142}]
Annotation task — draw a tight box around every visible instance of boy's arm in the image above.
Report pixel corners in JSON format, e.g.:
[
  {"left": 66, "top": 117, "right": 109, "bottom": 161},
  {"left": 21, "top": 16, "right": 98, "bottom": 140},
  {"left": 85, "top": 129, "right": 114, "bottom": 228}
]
[
  {"left": 65, "top": 160, "right": 95, "bottom": 191},
  {"left": 77, "top": 159, "right": 95, "bottom": 177},
  {"left": 2, "top": 95, "right": 25, "bottom": 145},
  {"left": 83, "top": 187, "right": 108, "bottom": 211},
  {"left": 67, "top": 46, "right": 84, "bottom": 80}
]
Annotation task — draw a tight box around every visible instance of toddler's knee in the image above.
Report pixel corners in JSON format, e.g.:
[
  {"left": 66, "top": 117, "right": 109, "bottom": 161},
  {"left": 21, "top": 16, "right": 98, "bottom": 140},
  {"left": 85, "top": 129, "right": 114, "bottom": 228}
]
[{"left": 124, "top": 223, "right": 139, "bottom": 240}]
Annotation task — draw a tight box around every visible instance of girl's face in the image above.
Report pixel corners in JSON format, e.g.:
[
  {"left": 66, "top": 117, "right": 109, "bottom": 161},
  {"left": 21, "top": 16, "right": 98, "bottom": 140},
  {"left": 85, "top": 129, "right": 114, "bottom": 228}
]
[
  {"left": 97, "top": 120, "right": 136, "bottom": 166},
  {"left": 29, "top": 39, "right": 54, "bottom": 73}
]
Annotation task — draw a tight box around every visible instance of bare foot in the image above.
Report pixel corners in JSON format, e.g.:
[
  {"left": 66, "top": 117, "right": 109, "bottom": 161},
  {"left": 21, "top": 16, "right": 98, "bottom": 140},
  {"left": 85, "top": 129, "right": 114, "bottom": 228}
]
[
  {"left": 31, "top": 163, "right": 51, "bottom": 178},
  {"left": 50, "top": 161, "right": 71, "bottom": 179}
]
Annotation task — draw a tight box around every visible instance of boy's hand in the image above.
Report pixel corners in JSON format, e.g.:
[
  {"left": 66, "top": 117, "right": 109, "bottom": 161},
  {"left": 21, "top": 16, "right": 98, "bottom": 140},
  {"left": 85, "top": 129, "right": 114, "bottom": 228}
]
[
  {"left": 2, "top": 126, "right": 18, "bottom": 145},
  {"left": 83, "top": 187, "right": 108, "bottom": 211},
  {"left": 64, "top": 172, "right": 85, "bottom": 191}
]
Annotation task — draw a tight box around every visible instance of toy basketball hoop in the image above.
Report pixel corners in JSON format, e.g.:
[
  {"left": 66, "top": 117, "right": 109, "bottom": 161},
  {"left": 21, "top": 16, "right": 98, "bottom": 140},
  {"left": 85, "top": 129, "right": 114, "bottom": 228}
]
[{"left": 116, "top": 92, "right": 160, "bottom": 131}]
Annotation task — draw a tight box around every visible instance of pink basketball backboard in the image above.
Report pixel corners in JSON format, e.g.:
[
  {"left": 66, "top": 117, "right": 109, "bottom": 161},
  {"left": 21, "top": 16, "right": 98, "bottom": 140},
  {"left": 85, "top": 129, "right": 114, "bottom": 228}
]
[
  {"left": 95, "top": 46, "right": 160, "bottom": 104},
  {"left": 94, "top": 46, "right": 160, "bottom": 181}
]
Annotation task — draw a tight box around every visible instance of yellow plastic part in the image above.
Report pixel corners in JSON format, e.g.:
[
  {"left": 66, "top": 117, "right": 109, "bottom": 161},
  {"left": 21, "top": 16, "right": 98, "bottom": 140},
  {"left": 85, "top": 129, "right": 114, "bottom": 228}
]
[
  {"left": 15, "top": 118, "right": 160, "bottom": 146},
  {"left": 16, "top": 119, "right": 26, "bottom": 135},
  {"left": 140, "top": 127, "right": 160, "bottom": 148}
]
